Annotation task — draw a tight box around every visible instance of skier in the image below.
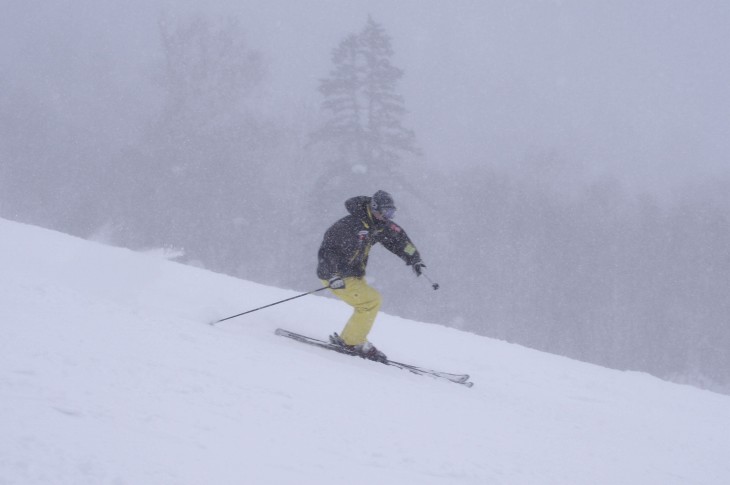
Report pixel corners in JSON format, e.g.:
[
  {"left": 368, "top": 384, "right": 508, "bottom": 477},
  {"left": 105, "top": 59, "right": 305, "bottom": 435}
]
[{"left": 317, "top": 190, "right": 426, "bottom": 362}]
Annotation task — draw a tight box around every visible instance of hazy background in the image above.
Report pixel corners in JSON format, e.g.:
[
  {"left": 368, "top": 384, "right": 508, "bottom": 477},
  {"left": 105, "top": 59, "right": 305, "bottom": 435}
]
[{"left": 2, "top": 0, "right": 729, "bottom": 393}]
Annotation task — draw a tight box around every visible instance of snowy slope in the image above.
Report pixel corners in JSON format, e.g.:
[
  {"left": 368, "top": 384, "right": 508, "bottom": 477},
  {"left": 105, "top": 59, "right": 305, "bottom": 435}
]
[{"left": 1, "top": 218, "right": 729, "bottom": 485}]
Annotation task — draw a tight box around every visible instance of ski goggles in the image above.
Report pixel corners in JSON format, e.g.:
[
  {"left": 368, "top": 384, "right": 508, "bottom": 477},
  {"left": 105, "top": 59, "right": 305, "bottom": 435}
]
[{"left": 378, "top": 207, "right": 396, "bottom": 220}]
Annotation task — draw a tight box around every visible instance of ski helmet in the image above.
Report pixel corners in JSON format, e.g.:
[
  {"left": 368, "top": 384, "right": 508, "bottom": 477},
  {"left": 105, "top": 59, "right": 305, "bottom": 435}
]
[{"left": 371, "top": 190, "right": 396, "bottom": 220}]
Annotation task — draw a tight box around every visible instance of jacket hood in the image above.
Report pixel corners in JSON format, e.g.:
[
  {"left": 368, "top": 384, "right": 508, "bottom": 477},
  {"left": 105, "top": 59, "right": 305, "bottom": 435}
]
[{"left": 345, "top": 196, "right": 373, "bottom": 221}]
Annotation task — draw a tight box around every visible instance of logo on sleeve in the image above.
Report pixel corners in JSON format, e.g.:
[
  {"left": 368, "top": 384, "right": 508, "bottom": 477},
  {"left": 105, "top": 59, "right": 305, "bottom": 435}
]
[{"left": 389, "top": 223, "right": 402, "bottom": 232}]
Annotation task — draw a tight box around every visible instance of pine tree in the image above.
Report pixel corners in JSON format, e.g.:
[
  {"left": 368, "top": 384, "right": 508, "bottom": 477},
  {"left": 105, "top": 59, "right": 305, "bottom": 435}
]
[
  {"left": 316, "top": 33, "right": 364, "bottom": 166},
  {"left": 359, "top": 18, "right": 419, "bottom": 172},
  {"left": 312, "top": 17, "right": 419, "bottom": 192}
]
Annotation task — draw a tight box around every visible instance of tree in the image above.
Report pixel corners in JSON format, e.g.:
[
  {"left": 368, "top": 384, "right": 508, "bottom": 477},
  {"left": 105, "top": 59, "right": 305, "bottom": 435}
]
[
  {"left": 107, "top": 13, "right": 273, "bottom": 275},
  {"left": 155, "top": 14, "right": 263, "bottom": 130},
  {"left": 311, "top": 17, "right": 419, "bottom": 194}
]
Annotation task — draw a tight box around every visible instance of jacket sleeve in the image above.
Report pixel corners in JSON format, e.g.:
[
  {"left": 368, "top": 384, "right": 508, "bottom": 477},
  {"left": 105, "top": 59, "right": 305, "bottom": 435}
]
[{"left": 378, "top": 222, "right": 422, "bottom": 266}]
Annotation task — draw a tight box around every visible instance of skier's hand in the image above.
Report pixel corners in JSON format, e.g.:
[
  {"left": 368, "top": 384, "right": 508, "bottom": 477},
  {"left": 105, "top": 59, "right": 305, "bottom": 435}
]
[
  {"left": 412, "top": 261, "right": 426, "bottom": 277},
  {"left": 328, "top": 276, "right": 346, "bottom": 290}
]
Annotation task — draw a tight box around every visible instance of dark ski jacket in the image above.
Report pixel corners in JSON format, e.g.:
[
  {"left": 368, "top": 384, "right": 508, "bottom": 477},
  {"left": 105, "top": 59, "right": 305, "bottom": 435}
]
[{"left": 317, "top": 196, "right": 422, "bottom": 280}]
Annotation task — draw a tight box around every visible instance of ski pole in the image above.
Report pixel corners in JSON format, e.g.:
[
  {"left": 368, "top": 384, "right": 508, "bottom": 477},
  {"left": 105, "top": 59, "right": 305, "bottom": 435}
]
[
  {"left": 423, "top": 272, "right": 439, "bottom": 290},
  {"left": 210, "top": 286, "right": 330, "bottom": 325}
]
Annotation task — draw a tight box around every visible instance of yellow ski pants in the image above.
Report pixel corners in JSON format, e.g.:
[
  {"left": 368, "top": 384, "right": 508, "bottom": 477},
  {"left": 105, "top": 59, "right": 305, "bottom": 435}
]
[{"left": 322, "top": 277, "right": 382, "bottom": 346}]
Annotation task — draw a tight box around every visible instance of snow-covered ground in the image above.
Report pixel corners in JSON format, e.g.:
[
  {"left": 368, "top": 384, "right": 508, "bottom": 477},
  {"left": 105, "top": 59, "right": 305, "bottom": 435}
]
[{"left": 1, "top": 217, "right": 729, "bottom": 485}]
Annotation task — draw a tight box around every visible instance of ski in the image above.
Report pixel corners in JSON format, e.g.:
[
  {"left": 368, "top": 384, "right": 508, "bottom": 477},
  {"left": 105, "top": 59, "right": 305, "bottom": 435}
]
[{"left": 275, "top": 328, "right": 474, "bottom": 388}]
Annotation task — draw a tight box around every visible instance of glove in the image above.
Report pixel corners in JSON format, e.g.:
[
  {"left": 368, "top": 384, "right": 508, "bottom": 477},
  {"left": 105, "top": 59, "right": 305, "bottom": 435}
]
[
  {"left": 412, "top": 261, "right": 426, "bottom": 277},
  {"left": 328, "top": 276, "right": 346, "bottom": 290}
]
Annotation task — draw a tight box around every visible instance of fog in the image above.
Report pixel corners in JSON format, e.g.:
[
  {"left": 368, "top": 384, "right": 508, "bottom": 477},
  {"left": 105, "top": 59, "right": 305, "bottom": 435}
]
[{"left": 2, "top": 1, "right": 729, "bottom": 393}]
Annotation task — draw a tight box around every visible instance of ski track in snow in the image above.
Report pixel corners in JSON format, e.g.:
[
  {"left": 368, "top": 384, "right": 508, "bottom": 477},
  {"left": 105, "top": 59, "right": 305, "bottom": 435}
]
[{"left": 1, "top": 218, "right": 730, "bottom": 485}]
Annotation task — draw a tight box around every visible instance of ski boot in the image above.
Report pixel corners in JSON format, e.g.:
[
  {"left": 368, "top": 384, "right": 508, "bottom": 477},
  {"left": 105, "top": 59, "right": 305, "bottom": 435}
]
[{"left": 329, "top": 333, "right": 388, "bottom": 363}]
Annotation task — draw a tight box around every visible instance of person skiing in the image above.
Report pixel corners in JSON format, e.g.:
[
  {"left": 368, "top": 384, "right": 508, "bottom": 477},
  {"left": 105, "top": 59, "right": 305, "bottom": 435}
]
[{"left": 317, "top": 190, "right": 426, "bottom": 362}]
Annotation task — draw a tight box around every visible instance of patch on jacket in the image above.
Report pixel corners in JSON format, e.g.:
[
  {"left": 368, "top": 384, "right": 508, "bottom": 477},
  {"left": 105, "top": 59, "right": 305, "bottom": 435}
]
[
  {"left": 358, "top": 230, "right": 369, "bottom": 241},
  {"left": 389, "top": 223, "right": 402, "bottom": 232}
]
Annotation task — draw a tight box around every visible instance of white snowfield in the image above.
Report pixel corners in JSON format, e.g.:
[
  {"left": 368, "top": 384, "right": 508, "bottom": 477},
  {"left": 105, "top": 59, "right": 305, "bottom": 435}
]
[{"left": 1, "top": 218, "right": 729, "bottom": 485}]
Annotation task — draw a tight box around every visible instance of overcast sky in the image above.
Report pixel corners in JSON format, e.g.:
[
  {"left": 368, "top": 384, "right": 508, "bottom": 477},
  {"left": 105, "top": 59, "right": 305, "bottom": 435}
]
[{"left": 3, "top": 0, "right": 729, "bottom": 196}]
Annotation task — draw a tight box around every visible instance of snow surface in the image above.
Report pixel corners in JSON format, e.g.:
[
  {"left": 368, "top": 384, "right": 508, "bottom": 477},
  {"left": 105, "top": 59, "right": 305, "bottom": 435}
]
[{"left": 1, "top": 218, "right": 729, "bottom": 485}]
